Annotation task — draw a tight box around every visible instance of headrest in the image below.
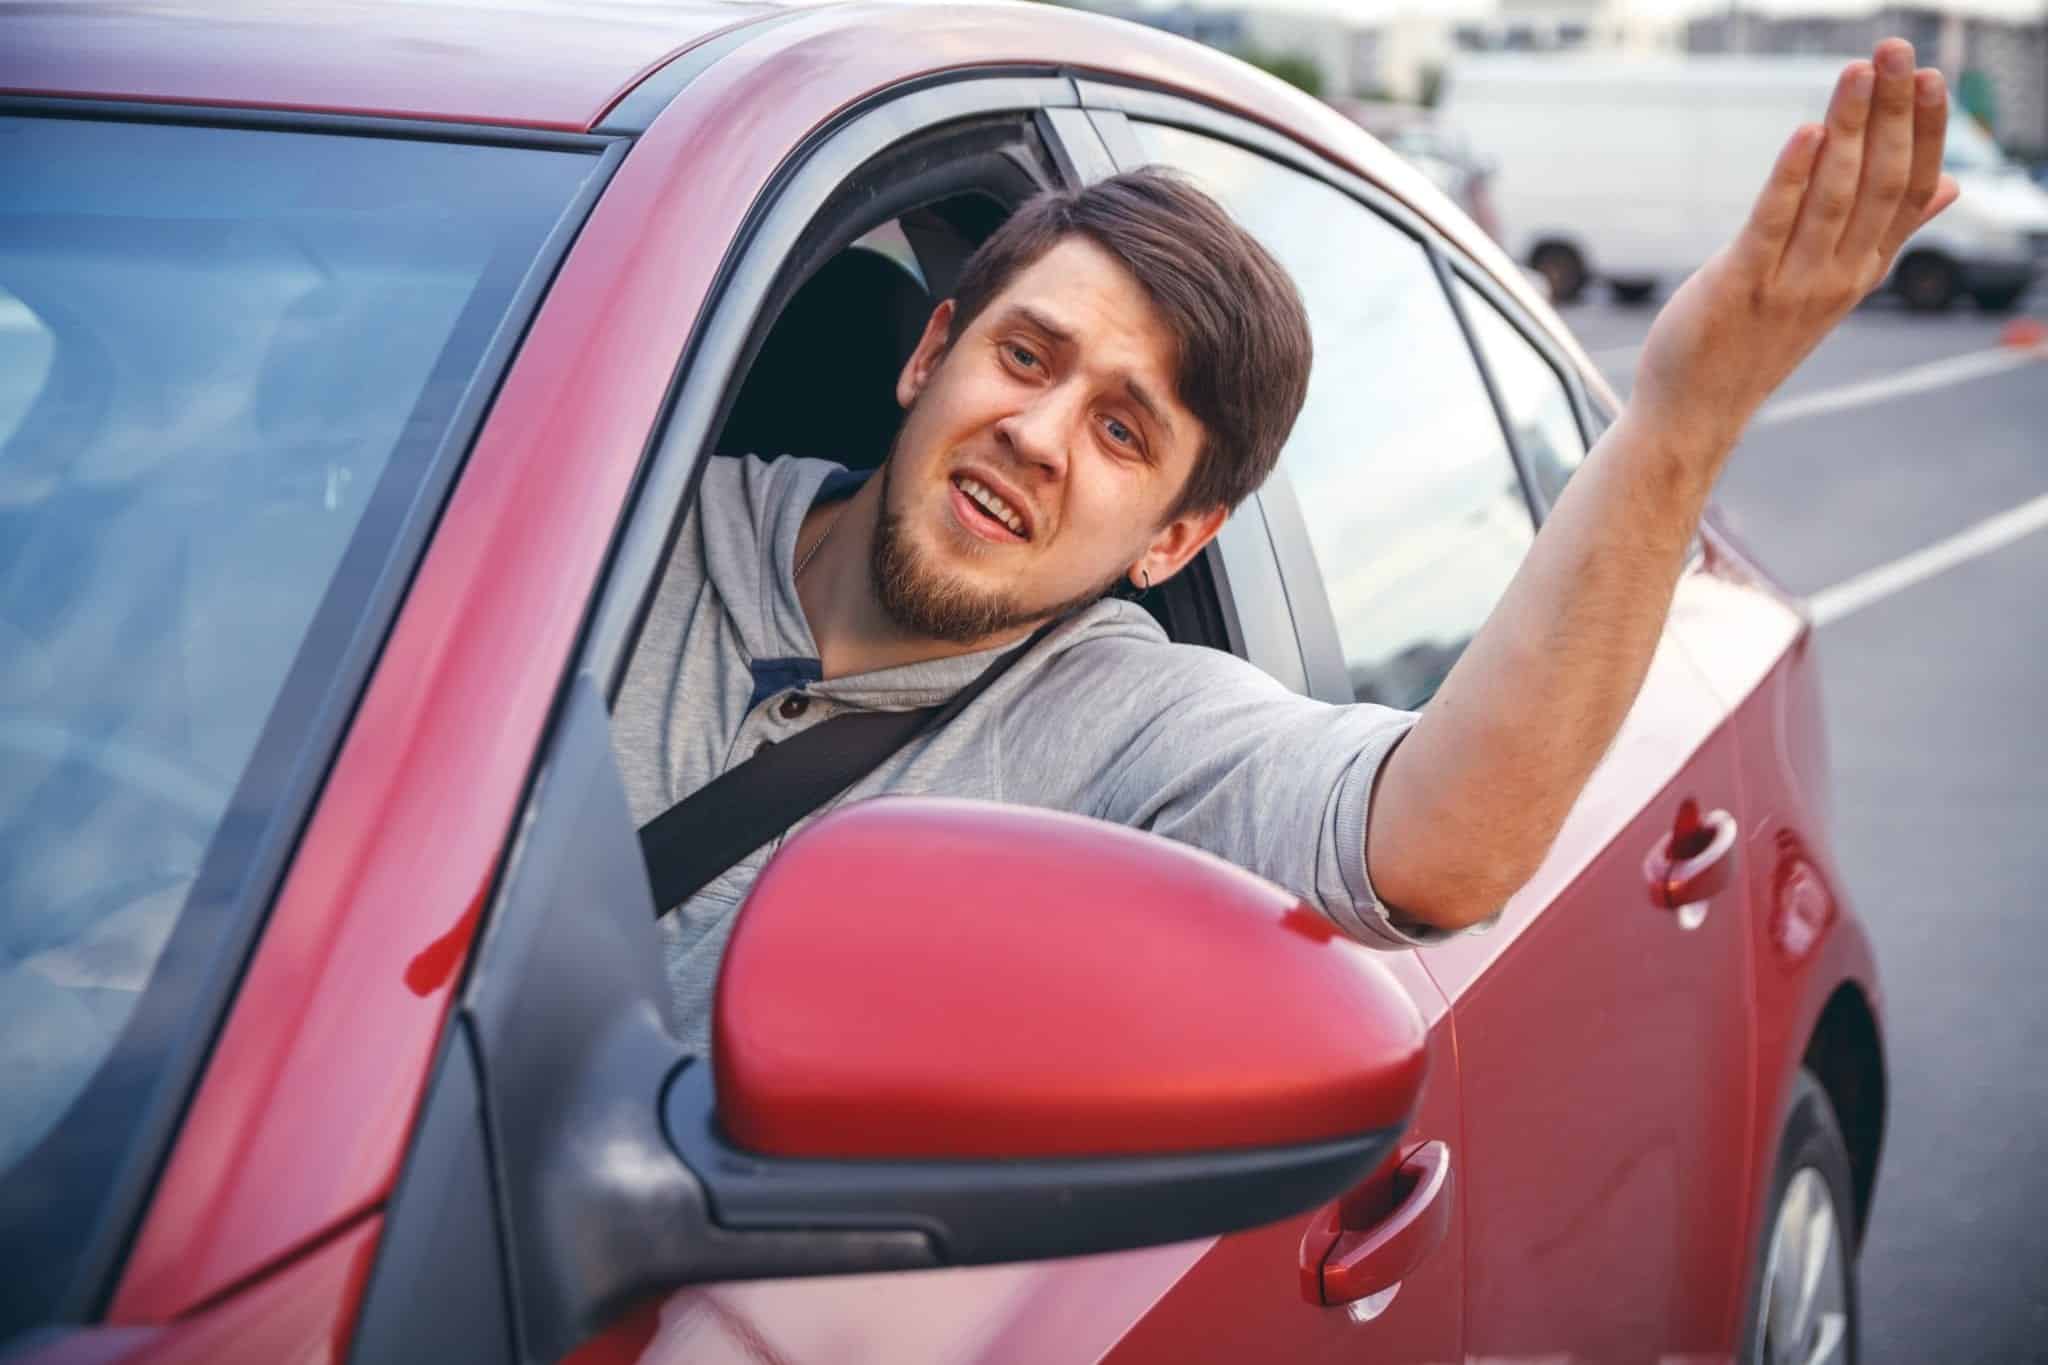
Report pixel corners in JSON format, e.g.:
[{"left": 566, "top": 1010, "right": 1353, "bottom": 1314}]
[{"left": 718, "top": 247, "right": 934, "bottom": 470}]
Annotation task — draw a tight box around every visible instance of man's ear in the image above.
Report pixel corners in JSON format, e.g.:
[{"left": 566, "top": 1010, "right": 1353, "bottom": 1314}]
[
  {"left": 896, "top": 299, "right": 957, "bottom": 410},
  {"left": 1130, "top": 503, "right": 1229, "bottom": 591}
]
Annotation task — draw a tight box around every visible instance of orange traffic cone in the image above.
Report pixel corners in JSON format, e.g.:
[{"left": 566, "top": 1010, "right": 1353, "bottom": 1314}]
[{"left": 2000, "top": 317, "right": 2047, "bottom": 349}]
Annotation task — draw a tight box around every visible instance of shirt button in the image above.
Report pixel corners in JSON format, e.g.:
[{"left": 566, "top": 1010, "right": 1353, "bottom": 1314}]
[{"left": 778, "top": 693, "right": 809, "bottom": 720}]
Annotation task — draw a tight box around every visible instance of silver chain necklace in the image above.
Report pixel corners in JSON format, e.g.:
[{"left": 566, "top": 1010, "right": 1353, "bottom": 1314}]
[{"left": 795, "top": 504, "right": 845, "bottom": 582}]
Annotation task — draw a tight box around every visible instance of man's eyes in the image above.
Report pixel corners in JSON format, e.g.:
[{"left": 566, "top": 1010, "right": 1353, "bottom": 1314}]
[{"left": 996, "top": 339, "right": 1144, "bottom": 457}]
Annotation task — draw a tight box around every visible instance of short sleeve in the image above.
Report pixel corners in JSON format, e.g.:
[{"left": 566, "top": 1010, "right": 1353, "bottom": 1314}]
[{"left": 1004, "top": 628, "right": 1460, "bottom": 950}]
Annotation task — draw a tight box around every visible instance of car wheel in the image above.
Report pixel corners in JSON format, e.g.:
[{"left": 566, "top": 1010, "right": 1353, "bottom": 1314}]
[
  {"left": 1530, "top": 242, "right": 1587, "bottom": 306},
  {"left": 1970, "top": 283, "right": 2029, "bottom": 314},
  {"left": 1609, "top": 277, "right": 1657, "bottom": 305},
  {"left": 1895, "top": 252, "right": 1958, "bottom": 313},
  {"left": 1742, "top": 1070, "right": 1859, "bottom": 1365}
]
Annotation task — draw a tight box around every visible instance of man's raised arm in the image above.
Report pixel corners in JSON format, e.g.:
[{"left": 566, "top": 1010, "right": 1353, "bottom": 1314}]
[{"left": 1366, "top": 38, "right": 1960, "bottom": 932}]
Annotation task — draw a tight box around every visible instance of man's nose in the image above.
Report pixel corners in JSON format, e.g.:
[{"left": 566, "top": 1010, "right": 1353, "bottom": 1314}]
[{"left": 995, "top": 386, "right": 1074, "bottom": 482}]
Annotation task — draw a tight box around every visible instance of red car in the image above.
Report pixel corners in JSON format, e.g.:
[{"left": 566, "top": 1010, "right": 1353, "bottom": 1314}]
[{"left": 0, "top": 3, "right": 1883, "bottom": 1363}]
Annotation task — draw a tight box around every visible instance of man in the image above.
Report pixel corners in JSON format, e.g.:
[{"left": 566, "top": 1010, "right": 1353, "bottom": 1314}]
[{"left": 616, "top": 40, "right": 1957, "bottom": 1050}]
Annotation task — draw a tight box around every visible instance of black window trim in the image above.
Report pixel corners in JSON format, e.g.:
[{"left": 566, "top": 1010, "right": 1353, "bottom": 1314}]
[
  {"left": 1442, "top": 257, "right": 1608, "bottom": 519},
  {"left": 0, "top": 101, "right": 626, "bottom": 1335},
  {"left": 1433, "top": 250, "right": 1551, "bottom": 529}
]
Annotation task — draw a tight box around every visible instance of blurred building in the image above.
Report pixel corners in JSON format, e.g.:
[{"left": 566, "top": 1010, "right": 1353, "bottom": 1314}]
[
  {"left": 1451, "top": 0, "right": 1683, "bottom": 56},
  {"left": 1687, "top": 6, "right": 2048, "bottom": 156},
  {"left": 1073, "top": 1, "right": 1683, "bottom": 103}
]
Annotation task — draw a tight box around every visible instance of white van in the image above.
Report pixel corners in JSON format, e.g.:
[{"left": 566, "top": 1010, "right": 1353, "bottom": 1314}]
[{"left": 1440, "top": 53, "right": 2048, "bottom": 311}]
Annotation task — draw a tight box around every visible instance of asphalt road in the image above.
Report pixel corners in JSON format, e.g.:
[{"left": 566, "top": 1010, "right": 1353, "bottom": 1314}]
[{"left": 1566, "top": 285, "right": 2048, "bottom": 1364}]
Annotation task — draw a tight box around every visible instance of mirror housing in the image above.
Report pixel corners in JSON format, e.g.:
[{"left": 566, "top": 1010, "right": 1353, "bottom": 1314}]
[{"left": 667, "top": 797, "right": 1427, "bottom": 1266}]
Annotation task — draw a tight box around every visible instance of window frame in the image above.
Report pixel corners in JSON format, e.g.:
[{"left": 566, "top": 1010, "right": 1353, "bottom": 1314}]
[
  {"left": 1442, "top": 259, "right": 1607, "bottom": 519},
  {"left": 0, "top": 97, "right": 624, "bottom": 1335}
]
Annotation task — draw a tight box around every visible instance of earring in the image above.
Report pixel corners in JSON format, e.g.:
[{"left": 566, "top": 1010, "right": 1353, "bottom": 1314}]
[{"left": 1140, "top": 569, "right": 1151, "bottom": 591}]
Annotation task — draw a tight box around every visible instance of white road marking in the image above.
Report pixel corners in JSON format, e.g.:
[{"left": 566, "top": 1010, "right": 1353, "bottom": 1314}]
[
  {"left": 1756, "top": 343, "right": 2048, "bottom": 428},
  {"left": 1808, "top": 490, "right": 2048, "bottom": 626}
]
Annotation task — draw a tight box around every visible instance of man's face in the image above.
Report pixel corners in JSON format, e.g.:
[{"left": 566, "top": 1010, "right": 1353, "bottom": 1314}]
[{"left": 872, "top": 236, "right": 1225, "bottom": 644}]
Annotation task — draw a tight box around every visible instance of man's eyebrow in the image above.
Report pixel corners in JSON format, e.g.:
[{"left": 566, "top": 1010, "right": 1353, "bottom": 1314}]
[
  {"left": 1121, "top": 377, "right": 1175, "bottom": 445},
  {"left": 1008, "top": 304, "right": 1076, "bottom": 348},
  {"left": 1005, "top": 305, "right": 1176, "bottom": 443}
]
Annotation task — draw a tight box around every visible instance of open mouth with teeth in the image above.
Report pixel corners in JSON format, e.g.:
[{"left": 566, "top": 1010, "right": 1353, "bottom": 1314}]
[{"left": 951, "top": 474, "right": 1029, "bottom": 542}]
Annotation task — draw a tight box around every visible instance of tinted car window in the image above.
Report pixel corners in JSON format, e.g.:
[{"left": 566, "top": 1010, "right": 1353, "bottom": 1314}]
[
  {"left": 1454, "top": 276, "right": 1588, "bottom": 506},
  {"left": 1134, "top": 125, "right": 1533, "bottom": 708},
  {"left": 0, "top": 114, "right": 595, "bottom": 1331}
]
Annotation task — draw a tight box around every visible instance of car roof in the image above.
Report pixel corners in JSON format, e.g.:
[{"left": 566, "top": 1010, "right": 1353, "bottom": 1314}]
[{"left": 0, "top": 0, "right": 781, "bottom": 132}]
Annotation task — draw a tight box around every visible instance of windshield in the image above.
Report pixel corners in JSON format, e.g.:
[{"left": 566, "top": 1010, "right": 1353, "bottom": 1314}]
[
  {"left": 0, "top": 112, "right": 597, "bottom": 1336},
  {"left": 1944, "top": 116, "right": 2008, "bottom": 173}
]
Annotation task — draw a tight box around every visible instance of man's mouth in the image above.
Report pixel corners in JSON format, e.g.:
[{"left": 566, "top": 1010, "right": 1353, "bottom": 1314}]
[{"left": 950, "top": 474, "right": 1030, "bottom": 542}]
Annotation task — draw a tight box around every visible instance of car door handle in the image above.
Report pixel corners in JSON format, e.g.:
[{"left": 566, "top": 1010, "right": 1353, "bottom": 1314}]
[
  {"left": 1645, "top": 800, "right": 1738, "bottom": 930},
  {"left": 1313, "top": 1140, "right": 1454, "bottom": 1309}
]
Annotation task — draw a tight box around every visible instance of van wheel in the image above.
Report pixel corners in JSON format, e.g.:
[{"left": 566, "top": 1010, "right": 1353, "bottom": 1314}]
[
  {"left": 1971, "top": 283, "right": 2029, "bottom": 314},
  {"left": 1896, "top": 253, "right": 1958, "bottom": 313},
  {"left": 1531, "top": 243, "right": 1587, "bottom": 305},
  {"left": 1740, "top": 1070, "right": 1859, "bottom": 1365},
  {"left": 1609, "top": 277, "right": 1657, "bottom": 305}
]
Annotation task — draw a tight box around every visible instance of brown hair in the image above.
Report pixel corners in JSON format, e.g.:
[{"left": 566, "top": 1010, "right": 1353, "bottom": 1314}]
[{"left": 944, "top": 167, "right": 1312, "bottom": 520}]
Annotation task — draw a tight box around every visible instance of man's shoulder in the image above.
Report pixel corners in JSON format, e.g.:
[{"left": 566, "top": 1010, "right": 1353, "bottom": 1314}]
[
  {"left": 698, "top": 452, "right": 852, "bottom": 524},
  {"left": 1035, "top": 599, "right": 1288, "bottom": 698}
]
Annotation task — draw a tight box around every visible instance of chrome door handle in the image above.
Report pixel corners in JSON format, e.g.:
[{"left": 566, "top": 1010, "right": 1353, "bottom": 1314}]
[{"left": 1645, "top": 801, "right": 1738, "bottom": 930}]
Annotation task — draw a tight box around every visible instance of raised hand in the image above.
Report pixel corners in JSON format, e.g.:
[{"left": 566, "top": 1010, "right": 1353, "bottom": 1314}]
[{"left": 1630, "top": 38, "right": 1961, "bottom": 465}]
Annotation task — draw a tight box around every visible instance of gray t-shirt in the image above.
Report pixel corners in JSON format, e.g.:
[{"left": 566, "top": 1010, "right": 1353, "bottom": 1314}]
[{"left": 613, "top": 454, "right": 1435, "bottom": 1051}]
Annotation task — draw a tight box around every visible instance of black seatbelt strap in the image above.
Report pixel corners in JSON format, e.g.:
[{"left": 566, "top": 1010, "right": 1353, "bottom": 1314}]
[{"left": 638, "top": 617, "right": 1062, "bottom": 918}]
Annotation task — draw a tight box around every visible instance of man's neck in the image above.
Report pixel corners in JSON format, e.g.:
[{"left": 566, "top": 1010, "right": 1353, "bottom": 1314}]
[{"left": 793, "top": 478, "right": 1033, "bottom": 679}]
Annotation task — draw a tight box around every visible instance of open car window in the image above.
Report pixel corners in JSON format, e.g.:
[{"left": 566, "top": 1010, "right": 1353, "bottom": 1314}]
[{"left": 701, "top": 194, "right": 1233, "bottom": 653}]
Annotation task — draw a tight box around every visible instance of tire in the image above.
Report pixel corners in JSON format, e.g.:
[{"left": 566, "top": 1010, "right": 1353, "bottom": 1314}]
[
  {"left": 1896, "top": 252, "right": 1958, "bottom": 313},
  {"left": 1531, "top": 242, "right": 1587, "bottom": 306},
  {"left": 1971, "top": 282, "right": 2030, "bottom": 314},
  {"left": 1609, "top": 277, "right": 1657, "bottom": 305},
  {"left": 1740, "top": 1070, "right": 1860, "bottom": 1365}
]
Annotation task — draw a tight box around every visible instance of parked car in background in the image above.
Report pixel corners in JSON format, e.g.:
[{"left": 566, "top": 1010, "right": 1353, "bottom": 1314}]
[
  {"left": 1443, "top": 53, "right": 2048, "bottom": 311},
  {"left": 2, "top": 3, "right": 1885, "bottom": 1362}
]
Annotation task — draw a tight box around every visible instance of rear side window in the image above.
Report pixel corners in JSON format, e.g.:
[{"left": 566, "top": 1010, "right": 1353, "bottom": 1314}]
[
  {"left": 1453, "top": 276, "right": 1589, "bottom": 506},
  {"left": 1133, "top": 124, "right": 1534, "bottom": 709},
  {"left": 0, "top": 113, "right": 597, "bottom": 1333}
]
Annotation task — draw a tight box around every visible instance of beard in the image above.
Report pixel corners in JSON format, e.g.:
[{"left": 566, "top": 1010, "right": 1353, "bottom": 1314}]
[{"left": 869, "top": 452, "right": 1126, "bottom": 645}]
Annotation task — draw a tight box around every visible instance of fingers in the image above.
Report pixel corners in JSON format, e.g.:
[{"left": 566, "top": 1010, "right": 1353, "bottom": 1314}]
[
  {"left": 1781, "top": 59, "right": 1876, "bottom": 277},
  {"left": 1877, "top": 68, "right": 1955, "bottom": 258},
  {"left": 1837, "top": 39, "right": 1919, "bottom": 260},
  {"left": 1732, "top": 123, "right": 1825, "bottom": 280}
]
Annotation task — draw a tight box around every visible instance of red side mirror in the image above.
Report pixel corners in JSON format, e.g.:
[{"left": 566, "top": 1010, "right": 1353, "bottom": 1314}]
[{"left": 713, "top": 797, "right": 1426, "bottom": 1162}]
